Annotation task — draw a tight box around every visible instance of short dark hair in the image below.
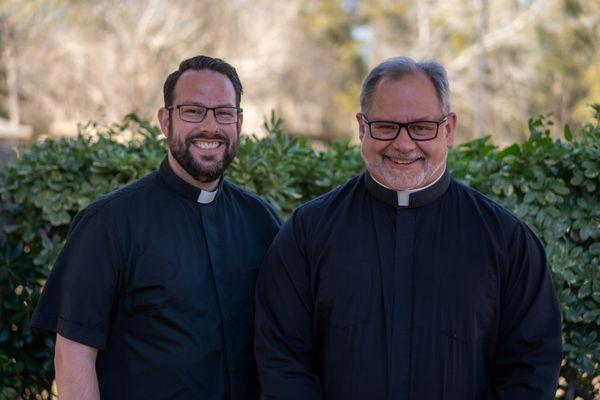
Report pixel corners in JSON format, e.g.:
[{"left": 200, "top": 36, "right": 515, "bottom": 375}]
[
  {"left": 360, "top": 56, "right": 450, "bottom": 115},
  {"left": 163, "top": 55, "right": 243, "bottom": 107}
]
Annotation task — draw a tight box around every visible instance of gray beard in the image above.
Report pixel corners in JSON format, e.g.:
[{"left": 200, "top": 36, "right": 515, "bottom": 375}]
[{"left": 360, "top": 144, "right": 447, "bottom": 190}]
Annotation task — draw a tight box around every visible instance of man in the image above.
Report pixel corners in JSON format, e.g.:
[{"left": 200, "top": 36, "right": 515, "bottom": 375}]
[
  {"left": 31, "top": 55, "right": 280, "bottom": 399},
  {"left": 255, "top": 57, "right": 562, "bottom": 399}
]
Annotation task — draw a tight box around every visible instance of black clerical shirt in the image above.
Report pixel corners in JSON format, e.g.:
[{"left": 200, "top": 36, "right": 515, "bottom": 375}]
[
  {"left": 32, "top": 158, "right": 280, "bottom": 399},
  {"left": 255, "top": 170, "right": 562, "bottom": 400}
]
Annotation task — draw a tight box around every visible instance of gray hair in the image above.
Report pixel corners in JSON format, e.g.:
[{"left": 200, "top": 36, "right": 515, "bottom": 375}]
[{"left": 360, "top": 56, "right": 451, "bottom": 115}]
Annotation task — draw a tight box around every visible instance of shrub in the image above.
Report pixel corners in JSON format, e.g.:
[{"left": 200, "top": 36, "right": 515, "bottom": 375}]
[
  {"left": 0, "top": 108, "right": 598, "bottom": 398},
  {"left": 448, "top": 106, "right": 600, "bottom": 397},
  {"left": 0, "top": 115, "right": 166, "bottom": 398},
  {"left": 228, "top": 112, "right": 364, "bottom": 217}
]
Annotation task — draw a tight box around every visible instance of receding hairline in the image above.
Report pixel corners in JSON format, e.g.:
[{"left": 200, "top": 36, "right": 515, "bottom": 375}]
[
  {"left": 171, "top": 69, "right": 238, "bottom": 103},
  {"left": 360, "top": 57, "right": 451, "bottom": 115},
  {"left": 163, "top": 55, "right": 243, "bottom": 108},
  {"left": 365, "top": 70, "right": 434, "bottom": 111}
]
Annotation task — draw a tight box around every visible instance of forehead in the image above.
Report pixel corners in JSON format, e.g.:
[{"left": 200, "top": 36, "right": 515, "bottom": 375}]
[
  {"left": 173, "top": 69, "right": 236, "bottom": 105},
  {"left": 369, "top": 71, "right": 441, "bottom": 119}
]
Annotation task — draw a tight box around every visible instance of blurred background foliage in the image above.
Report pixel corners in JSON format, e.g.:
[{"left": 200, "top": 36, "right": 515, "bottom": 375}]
[
  {"left": 0, "top": 0, "right": 599, "bottom": 143},
  {"left": 0, "top": 107, "right": 599, "bottom": 398}
]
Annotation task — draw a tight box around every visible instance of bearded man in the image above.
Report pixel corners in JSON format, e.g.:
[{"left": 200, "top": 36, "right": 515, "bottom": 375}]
[
  {"left": 255, "top": 56, "right": 562, "bottom": 399},
  {"left": 31, "top": 55, "right": 280, "bottom": 400}
]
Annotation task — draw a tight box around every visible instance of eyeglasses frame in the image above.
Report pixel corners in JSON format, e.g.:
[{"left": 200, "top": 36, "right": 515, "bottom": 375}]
[
  {"left": 166, "top": 104, "right": 243, "bottom": 125},
  {"left": 360, "top": 113, "right": 449, "bottom": 141}
]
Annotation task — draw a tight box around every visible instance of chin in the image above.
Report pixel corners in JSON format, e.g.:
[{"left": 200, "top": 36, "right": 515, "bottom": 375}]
[
  {"left": 385, "top": 174, "right": 426, "bottom": 191},
  {"left": 381, "top": 167, "right": 421, "bottom": 187}
]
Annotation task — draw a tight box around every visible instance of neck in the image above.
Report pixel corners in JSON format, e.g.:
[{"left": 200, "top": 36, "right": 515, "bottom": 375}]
[{"left": 167, "top": 152, "right": 219, "bottom": 192}]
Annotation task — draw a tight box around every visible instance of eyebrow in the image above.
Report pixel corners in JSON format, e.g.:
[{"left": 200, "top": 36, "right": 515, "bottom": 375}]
[
  {"left": 368, "top": 115, "right": 443, "bottom": 122},
  {"left": 178, "top": 101, "right": 236, "bottom": 108}
]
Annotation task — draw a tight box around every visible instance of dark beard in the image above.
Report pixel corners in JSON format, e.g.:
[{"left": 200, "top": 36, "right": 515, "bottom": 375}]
[{"left": 167, "top": 124, "right": 239, "bottom": 183}]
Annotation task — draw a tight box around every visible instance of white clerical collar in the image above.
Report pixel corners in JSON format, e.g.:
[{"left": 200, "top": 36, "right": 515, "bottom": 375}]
[
  {"left": 197, "top": 188, "right": 218, "bottom": 204},
  {"left": 366, "top": 171, "right": 450, "bottom": 207}
]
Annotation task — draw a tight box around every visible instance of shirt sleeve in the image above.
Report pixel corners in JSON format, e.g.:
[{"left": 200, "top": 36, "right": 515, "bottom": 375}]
[
  {"left": 30, "top": 205, "right": 121, "bottom": 350},
  {"left": 489, "top": 223, "right": 563, "bottom": 399},
  {"left": 255, "top": 210, "right": 323, "bottom": 400}
]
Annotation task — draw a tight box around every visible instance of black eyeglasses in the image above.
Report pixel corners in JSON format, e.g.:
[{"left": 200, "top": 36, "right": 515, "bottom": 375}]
[
  {"left": 360, "top": 114, "right": 448, "bottom": 141},
  {"left": 166, "top": 104, "right": 242, "bottom": 124}
]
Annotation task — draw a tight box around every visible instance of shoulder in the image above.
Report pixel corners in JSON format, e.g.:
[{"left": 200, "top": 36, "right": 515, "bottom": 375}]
[
  {"left": 71, "top": 170, "right": 160, "bottom": 227},
  {"left": 449, "top": 177, "right": 537, "bottom": 243},
  {"left": 282, "top": 174, "right": 363, "bottom": 236},
  {"left": 451, "top": 178, "right": 520, "bottom": 222},
  {"left": 297, "top": 174, "right": 362, "bottom": 217},
  {"left": 222, "top": 179, "right": 281, "bottom": 225}
]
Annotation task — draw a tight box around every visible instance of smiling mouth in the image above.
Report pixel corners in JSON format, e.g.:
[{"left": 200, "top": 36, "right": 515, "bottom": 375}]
[
  {"left": 191, "top": 139, "right": 222, "bottom": 150},
  {"left": 385, "top": 156, "right": 422, "bottom": 165}
]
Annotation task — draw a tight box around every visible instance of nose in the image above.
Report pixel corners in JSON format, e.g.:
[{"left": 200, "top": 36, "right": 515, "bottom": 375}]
[
  {"left": 391, "top": 126, "right": 417, "bottom": 152},
  {"left": 200, "top": 109, "right": 220, "bottom": 133}
]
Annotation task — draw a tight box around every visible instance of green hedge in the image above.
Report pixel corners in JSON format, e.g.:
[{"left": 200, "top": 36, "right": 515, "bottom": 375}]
[{"left": 0, "top": 110, "right": 598, "bottom": 399}]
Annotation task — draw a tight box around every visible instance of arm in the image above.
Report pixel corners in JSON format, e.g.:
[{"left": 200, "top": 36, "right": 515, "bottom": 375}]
[
  {"left": 489, "top": 224, "right": 563, "bottom": 400},
  {"left": 55, "top": 333, "right": 100, "bottom": 400},
  {"left": 30, "top": 208, "right": 121, "bottom": 396},
  {"left": 255, "top": 212, "right": 322, "bottom": 400}
]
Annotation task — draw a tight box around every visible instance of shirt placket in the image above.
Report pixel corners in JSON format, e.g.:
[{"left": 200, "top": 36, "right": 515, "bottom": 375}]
[
  {"left": 199, "top": 202, "right": 232, "bottom": 399},
  {"left": 389, "top": 208, "right": 416, "bottom": 400}
]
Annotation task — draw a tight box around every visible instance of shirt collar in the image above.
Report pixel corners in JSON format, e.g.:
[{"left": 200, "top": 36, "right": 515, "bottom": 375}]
[
  {"left": 159, "top": 157, "right": 222, "bottom": 204},
  {"left": 364, "top": 169, "right": 450, "bottom": 208}
]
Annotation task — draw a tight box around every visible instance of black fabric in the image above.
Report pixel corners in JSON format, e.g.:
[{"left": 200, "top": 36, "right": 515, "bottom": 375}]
[
  {"left": 255, "top": 172, "right": 562, "bottom": 400},
  {"left": 31, "top": 158, "right": 281, "bottom": 400},
  {"left": 363, "top": 168, "right": 450, "bottom": 207}
]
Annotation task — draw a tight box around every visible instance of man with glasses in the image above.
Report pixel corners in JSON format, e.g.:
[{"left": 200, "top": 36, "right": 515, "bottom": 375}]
[
  {"left": 255, "top": 56, "right": 562, "bottom": 399},
  {"left": 31, "top": 55, "right": 280, "bottom": 399}
]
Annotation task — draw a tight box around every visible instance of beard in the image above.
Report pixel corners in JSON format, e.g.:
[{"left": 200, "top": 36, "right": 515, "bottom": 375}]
[
  {"left": 167, "top": 123, "right": 239, "bottom": 183},
  {"left": 361, "top": 145, "right": 447, "bottom": 191}
]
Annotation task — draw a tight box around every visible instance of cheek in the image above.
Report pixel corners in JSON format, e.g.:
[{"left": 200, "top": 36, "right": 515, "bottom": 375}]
[
  {"left": 365, "top": 140, "right": 386, "bottom": 155},
  {"left": 419, "top": 142, "right": 445, "bottom": 161},
  {"left": 174, "top": 122, "right": 198, "bottom": 139},
  {"left": 361, "top": 140, "right": 387, "bottom": 164},
  {"left": 226, "top": 125, "right": 240, "bottom": 140}
]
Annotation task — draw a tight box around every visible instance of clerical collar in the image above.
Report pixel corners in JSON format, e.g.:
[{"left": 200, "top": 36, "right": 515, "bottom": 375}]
[
  {"left": 159, "top": 157, "right": 222, "bottom": 204},
  {"left": 364, "top": 169, "right": 450, "bottom": 208}
]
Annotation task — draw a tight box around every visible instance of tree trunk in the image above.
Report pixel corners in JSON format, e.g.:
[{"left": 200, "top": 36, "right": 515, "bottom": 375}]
[{"left": 474, "top": 0, "right": 489, "bottom": 138}]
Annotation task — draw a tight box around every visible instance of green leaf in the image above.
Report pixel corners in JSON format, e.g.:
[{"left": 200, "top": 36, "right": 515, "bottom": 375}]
[
  {"left": 0, "top": 387, "right": 18, "bottom": 400},
  {"left": 553, "top": 185, "right": 569, "bottom": 195},
  {"left": 523, "top": 192, "right": 536, "bottom": 204},
  {"left": 570, "top": 173, "right": 584, "bottom": 186},
  {"left": 578, "top": 283, "right": 591, "bottom": 299},
  {"left": 586, "top": 181, "right": 596, "bottom": 192},
  {"left": 564, "top": 124, "right": 573, "bottom": 141},
  {"left": 584, "top": 168, "right": 599, "bottom": 178},
  {"left": 544, "top": 191, "right": 557, "bottom": 204}
]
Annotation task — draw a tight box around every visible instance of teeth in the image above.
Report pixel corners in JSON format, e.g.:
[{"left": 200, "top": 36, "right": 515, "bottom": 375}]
[
  {"left": 193, "top": 140, "right": 220, "bottom": 149},
  {"left": 390, "top": 158, "right": 416, "bottom": 165}
]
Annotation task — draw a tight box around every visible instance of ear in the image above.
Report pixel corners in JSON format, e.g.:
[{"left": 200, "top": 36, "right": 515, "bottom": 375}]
[
  {"left": 444, "top": 112, "right": 457, "bottom": 146},
  {"left": 356, "top": 113, "right": 366, "bottom": 141},
  {"left": 158, "top": 108, "right": 170, "bottom": 137}
]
